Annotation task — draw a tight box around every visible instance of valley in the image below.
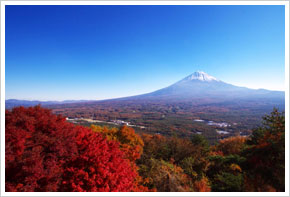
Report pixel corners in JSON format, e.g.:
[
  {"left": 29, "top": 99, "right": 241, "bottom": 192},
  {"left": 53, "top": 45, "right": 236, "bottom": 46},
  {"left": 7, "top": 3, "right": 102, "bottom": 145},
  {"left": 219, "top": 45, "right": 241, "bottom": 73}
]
[{"left": 49, "top": 98, "right": 283, "bottom": 144}]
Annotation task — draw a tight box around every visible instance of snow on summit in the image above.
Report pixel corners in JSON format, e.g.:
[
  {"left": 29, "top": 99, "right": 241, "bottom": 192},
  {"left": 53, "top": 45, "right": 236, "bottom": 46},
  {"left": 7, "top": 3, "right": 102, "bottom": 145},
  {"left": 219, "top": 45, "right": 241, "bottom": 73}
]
[{"left": 182, "top": 71, "right": 219, "bottom": 82}]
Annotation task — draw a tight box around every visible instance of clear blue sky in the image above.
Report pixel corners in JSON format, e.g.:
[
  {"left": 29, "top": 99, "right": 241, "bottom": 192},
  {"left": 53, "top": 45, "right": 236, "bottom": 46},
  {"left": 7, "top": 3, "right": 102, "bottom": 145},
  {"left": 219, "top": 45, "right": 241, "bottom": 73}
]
[{"left": 6, "top": 5, "right": 285, "bottom": 101}]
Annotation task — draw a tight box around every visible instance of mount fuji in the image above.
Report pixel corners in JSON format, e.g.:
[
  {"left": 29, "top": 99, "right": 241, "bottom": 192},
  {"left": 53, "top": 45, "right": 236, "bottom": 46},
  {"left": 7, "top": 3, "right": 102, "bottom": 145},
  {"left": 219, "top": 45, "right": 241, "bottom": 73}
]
[
  {"left": 125, "top": 71, "right": 284, "bottom": 103},
  {"left": 6, "top": 71, "right": 284, "bottom": 108}
]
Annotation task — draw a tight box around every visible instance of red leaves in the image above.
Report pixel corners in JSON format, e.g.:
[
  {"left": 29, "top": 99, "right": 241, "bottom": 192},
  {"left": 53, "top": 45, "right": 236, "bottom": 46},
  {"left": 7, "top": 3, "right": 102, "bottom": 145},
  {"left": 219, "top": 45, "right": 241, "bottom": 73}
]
[
  {"left": 90, "top": 125, "right": 152, "bottom": 192},
  {"left": 61, "top": 128, "right": 137, "bottom": 192},
  {"left": 6, "top": 106, "right": 137, "bottom": 192}
]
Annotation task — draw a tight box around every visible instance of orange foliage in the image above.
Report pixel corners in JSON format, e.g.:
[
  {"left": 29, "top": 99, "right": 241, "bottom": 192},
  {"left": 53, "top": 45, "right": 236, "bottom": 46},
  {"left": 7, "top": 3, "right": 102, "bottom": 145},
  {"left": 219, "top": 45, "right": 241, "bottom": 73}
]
[
  {"left": 91, "top": 125, "right": 144, "bottom": 162},
  {"left": 212, "top": 136, "right": 246, "bottom": 156},
  {"left": 209, "top": 150, "right": 224, "bottom": 157},
  {"left": 141, "top": 159, "right": 193, "bottom": 192},
  {"left": 256, "top": 132, "right": 282, "bottom": 149},
  {"left": 193, "top": 177, "right": 211, "bottom": 192}
]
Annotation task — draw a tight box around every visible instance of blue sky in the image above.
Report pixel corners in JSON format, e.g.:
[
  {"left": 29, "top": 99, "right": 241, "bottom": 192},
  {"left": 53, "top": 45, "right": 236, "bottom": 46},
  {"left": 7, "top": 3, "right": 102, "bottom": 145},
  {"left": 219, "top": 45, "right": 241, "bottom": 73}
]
[{"left": 5, "top": 5, "right": 285, "bottom": 101}]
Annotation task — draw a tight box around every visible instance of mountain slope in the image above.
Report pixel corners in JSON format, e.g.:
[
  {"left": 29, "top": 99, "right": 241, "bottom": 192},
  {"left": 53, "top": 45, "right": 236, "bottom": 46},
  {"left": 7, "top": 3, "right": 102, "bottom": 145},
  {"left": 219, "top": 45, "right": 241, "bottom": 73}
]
[{"left": 124, "top": 71, "right": 284, "bottom": 102}]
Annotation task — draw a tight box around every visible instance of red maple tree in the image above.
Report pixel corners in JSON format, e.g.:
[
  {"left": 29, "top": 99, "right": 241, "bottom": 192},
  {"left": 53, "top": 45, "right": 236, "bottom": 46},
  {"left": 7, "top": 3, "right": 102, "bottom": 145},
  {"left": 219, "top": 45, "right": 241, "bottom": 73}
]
[{"left": 6, "top": 106, "right": 137, "bottom": 192}]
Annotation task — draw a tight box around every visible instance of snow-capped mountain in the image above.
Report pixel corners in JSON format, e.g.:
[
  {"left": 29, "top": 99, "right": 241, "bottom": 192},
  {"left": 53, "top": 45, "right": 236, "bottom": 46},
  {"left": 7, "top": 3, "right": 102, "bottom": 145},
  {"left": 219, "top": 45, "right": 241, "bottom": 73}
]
[
  {"left": 6, "top": 71, "right": 285, "bottom": 108},
  {"left": 178, "top": 71, "right": 220, "bottom": 82},
  {"left": 126, "top": 71, "right": 284, "bottom": 102}
]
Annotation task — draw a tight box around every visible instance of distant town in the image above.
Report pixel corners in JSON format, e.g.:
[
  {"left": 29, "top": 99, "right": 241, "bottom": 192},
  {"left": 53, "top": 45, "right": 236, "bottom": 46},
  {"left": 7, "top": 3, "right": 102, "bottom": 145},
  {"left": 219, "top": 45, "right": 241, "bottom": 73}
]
[
  {"left": 66, "top": 117, "right": 146, "bottom": 129},
  {"left": 193, "top": 119, "right": 246, "bottom": 136},
  {"left": 66, "top": 117, "right": 249, "bottom": 137}
]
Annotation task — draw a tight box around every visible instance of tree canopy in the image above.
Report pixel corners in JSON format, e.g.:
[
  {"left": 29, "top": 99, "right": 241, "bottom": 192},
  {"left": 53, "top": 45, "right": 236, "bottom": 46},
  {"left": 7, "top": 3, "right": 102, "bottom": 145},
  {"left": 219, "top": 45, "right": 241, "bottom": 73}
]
[{"left": 6, "top": 106, "right": 138, "bottom": 192}]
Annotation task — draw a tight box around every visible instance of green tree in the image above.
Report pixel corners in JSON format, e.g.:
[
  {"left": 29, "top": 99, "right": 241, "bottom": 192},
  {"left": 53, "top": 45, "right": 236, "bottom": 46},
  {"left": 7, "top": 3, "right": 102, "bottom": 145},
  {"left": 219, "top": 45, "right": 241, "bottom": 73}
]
[
  {"left": 207, "top": 136, "right": 246, "bottom": 192},
  {"left": 242, "top": 108, "right": 285, "bottom": 192},
  {"left": 179, "top": 134, "right": 210, "bottom": 181},
  {"left": 207, "top": 154, "right": 245, "bottom": 192}
]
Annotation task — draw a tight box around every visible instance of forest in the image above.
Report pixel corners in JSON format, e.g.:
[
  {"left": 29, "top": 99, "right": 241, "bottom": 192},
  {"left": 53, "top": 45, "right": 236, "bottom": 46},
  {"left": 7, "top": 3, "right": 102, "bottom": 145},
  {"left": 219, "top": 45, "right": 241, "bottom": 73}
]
[
  {"left": 48, "top": 98, "right": 283, "bottom": 144},
  {"left": 5, "top": 106, "right": 285, "bottom": 192}
]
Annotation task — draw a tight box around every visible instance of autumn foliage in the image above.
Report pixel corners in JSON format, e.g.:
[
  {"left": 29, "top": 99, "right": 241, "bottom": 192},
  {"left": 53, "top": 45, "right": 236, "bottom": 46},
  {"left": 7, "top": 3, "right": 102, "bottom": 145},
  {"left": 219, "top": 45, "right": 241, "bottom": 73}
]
[
  {"left": 138, "top": 133, "right": 211, "bottom": 192},
  {"left": 90, "top": 125, "right": 152, "bottom": 192},
  {"left": 5, "top": 106, "right": 285, "bottom": 192},
  {"left": 91, "top": 125, "right": 144, "bottom": 162},
  {"left": 242, "top": 109, "right": 285, "bottom": 192},
  {"left": 5, "top": 106, "right": 137, "bottom": 192},
  {"left": 211, "top": 136, "right": 246, "bottom": 156}
]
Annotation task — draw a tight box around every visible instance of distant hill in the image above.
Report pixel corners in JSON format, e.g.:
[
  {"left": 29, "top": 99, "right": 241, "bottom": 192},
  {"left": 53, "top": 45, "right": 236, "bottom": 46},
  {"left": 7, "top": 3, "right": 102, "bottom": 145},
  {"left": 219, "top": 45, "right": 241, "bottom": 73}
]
[{"left": 5, "top": 99, "right": 90, "bottom": 109}]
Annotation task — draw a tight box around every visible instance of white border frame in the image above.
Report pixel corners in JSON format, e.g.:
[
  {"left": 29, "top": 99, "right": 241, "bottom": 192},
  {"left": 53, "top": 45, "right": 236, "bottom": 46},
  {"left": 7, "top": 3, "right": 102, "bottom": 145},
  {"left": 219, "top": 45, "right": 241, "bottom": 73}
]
[{"left": 1, "top": 1, "right": 289, "bottom": 196}]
